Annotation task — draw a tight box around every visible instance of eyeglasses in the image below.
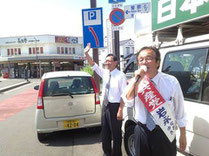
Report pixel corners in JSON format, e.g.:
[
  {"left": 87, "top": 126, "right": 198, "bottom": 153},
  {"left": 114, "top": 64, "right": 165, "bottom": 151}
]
[{"left": 138, "top": 56, "right": 154, "bottom": 63}]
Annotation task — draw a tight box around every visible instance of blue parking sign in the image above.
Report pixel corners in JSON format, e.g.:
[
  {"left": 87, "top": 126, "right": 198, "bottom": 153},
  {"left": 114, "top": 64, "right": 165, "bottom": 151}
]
[
  {"left": 82, "top": 8, "right": 104, "bottom": 48},
  {"left": 88, "top": 11, "right": 97, "bottom": 20}
]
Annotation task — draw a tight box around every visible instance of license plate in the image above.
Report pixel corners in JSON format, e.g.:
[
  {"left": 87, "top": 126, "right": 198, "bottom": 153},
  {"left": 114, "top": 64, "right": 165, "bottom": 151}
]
[{"left": 63, "top": 119, "right": 80, "bottom": 129}]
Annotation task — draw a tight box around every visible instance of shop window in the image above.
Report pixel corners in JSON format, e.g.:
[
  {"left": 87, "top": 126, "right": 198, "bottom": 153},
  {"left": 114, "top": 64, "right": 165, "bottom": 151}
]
[
  {"left": 65, "top": 47, "right": 68, "bottom": 54},
  {"left": 40, "top": 47, "right": 43, "bottom": 54},
  {"left": 29, "top": 48, "right": 32, "bottom": 54},
  {"left": 57, "top": 47, "right": 60, "bottom": 54},
  {"left": 69, "top": 47, "right": 72, "bottom": 54},
  {"left": 11, "top": 49, "right": 14, "bottom": 55},
  {"left": 7, "top": 49, "right": 10, "bottom": 56},
  {"left": 15, "top": 48, "right": 17, "bottom": 55},
  {"left": 33, "top": 47, "right": 36, "bottom": 54},
  {"left": 61, "top": 47, "right": 64, "bottom": 54},
  {"left": 18, "top": 48, "right": 21, "bottom": 55},
  {"left": 72, "top": 48, "right": 75, "bottom": 54},
  {"left": 36, "top": 47, "right": 39, "bottom": 54}
]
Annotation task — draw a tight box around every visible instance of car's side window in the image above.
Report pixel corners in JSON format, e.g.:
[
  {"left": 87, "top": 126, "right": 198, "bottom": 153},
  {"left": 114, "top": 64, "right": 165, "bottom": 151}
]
[
  {"left": 162, "top": 48, "right": 208, "bottom": 103},
  {"left": 202, "top": 56, "right": 209, "bottom": 103},
  {"left": 124, "top": 59, "right": 138, "bottom": 80},
  {"left": 126, "top": 60, "right": 137, "bottom": 73}
]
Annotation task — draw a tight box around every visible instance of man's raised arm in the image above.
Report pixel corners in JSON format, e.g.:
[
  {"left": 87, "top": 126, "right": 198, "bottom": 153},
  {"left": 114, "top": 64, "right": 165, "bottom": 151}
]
[{"left": 84, "top": 43, "right": 95, "bottom": 67}]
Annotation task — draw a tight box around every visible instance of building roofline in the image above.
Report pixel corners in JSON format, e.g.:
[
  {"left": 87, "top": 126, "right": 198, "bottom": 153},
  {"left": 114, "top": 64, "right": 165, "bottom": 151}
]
[
  {"left": 0, "top": 34, "right": 82, "bottom": 39},
  {"left": 120, "top": 38, "right": 133, "bottom": 45}
]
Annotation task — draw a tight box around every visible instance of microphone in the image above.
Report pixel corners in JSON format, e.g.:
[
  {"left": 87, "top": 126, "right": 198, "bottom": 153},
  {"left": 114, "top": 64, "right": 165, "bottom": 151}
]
[{"left": 135, "top": 65, "right": 147, "bottom": 82}]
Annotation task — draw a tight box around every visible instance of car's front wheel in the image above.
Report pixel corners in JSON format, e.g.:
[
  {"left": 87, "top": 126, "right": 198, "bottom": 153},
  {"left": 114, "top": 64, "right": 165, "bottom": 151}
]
[{"left": 124, "top": 125, "right": 136, "bottom": 156}]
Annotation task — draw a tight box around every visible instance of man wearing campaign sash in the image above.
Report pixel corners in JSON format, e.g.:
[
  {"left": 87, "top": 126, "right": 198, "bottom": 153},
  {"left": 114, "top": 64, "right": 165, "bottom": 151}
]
[{"left": 119, "top": 46, "right": 187, "bottom": 156}]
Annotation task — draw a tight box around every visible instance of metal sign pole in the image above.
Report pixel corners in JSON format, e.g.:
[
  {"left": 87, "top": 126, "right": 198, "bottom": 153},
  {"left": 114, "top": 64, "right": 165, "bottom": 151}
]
[
  {"left": 109, "top": 7, "right": 125, "bottom": 71},
  {"left": 114, "top": 30, "right": 120, "bottom": 70},
  {"left": 90, "top": 0, "right": 100, "bottom": 92}
]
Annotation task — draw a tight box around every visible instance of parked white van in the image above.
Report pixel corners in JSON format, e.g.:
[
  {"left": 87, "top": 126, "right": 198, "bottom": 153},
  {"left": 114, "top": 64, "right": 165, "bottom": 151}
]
[
  {"left": 123, "top": 33, "right": 209, "bottom": 156},
  {"left": 122, "top": 1, "right": 209, "bottom": 155}
]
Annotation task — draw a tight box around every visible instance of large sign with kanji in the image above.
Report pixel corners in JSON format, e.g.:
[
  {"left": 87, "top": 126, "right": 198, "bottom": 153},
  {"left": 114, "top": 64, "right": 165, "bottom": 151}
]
[{"left": 152, "top": 0, "right": 209, "bottom": 31}]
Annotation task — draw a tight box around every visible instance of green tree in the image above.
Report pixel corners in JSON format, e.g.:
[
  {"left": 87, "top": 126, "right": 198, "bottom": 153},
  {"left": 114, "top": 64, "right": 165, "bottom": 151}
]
[
  {"left": 170, "top": 54, "right": 193, "bottom": 71},
  {"left": 80, "top": 65, "right": 94, "bottom": 76}
]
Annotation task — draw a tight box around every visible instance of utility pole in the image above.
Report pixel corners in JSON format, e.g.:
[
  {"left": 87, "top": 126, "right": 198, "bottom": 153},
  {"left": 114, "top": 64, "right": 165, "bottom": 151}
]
[{"left": 90, "top": 0, "right": 100, "bottom": 92}]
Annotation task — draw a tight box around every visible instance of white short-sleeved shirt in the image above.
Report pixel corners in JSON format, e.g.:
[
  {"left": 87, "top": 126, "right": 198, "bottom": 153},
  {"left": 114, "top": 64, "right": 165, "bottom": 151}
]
[
  {"left": 92, "top": 64, "right": 127, "bottom": 103},
  {"left": 122, "top": 72, "right": 187, "bottom": 128}
]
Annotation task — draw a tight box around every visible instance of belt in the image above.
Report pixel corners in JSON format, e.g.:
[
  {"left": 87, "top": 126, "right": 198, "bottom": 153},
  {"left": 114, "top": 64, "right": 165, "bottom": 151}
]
[
  {"left": 137, "top": 122, "right": 161, "bottom": 130},
  {"left": 108, "top": 102, "right": 120, "bottom": 105}
]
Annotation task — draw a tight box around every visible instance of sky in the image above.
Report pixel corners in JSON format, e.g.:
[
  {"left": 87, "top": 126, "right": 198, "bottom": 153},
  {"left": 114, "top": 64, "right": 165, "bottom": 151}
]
[{"left": 0, "top": 0, "right": 149, "bottom": 40}]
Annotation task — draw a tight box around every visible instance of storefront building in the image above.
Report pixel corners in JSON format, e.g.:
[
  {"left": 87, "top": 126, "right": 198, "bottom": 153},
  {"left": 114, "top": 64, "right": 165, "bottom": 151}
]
[{"left": 0, "top": 35, "right": 85, "bottom": 78}]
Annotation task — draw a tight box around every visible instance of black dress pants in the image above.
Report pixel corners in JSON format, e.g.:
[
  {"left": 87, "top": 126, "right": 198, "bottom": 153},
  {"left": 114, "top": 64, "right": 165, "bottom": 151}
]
[
  {"left": 102, "top": 103, "right": 122, "bottom": 156},
  {"left": 134, "top": 122, "right": 177, "bottom": 156}
]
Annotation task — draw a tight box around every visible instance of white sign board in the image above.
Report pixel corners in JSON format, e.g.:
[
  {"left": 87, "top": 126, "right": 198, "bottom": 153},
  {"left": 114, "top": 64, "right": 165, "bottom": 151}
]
[
  {"left": 112, "top": 25, "right": 123, "bottom": 31},
  {"left": 112, "top": 3, "right": 123, "bottom": 9},
  {"left": 83, "top": 9, "right": 102, "bottom": 26},
  {"left": 106, "top": 19, "right": 113, "bottom": 54},
  {"left": 124, "top": 2, "right": 150, "bottom": 19}
]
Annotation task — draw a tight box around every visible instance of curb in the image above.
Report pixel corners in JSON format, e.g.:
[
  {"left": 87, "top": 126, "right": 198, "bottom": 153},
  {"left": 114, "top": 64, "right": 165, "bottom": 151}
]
[{"left": 0, "top": 81, "right": 31, "bottom": 93}]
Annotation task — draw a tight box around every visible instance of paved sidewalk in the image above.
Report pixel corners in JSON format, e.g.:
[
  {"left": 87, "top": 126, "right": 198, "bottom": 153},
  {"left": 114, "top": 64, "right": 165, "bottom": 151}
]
[{"left": 0, "top": 78, "right": 31, "bottom": 93}]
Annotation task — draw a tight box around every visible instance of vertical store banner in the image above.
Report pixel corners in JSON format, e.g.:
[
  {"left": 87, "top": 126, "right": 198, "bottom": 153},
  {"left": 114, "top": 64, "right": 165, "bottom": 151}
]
[{"left": 82, "top": 8, "right": 104, "bottom": 48}]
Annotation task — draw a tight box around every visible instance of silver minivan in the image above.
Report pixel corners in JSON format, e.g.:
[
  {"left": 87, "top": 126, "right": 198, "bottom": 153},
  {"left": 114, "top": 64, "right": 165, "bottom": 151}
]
[{"left": 34, "top": 71, "right": 101, "bottom": 142}]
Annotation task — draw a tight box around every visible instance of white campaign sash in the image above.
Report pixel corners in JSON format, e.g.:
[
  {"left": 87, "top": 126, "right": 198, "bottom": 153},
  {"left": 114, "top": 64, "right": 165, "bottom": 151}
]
[{"left": 137, "top": 77, "right": 176, "bottom": 142}]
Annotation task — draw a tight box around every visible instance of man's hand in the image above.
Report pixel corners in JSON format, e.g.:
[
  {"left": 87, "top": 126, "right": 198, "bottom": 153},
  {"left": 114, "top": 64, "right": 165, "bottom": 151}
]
[
  {"left": 134, "top": 65, "right": 147, "bottom": 80},
  {"left": 84, "top": 43, "right": 91, "bottom": 53},
  {"left": 117, "top": 108, "right": 123, "bottom": 120},
  {"left": 84, "top": 43, "right": 94, "bottom": 66},
  {"left": 179, "top": 133, "right": 187, "bottom": 153}
]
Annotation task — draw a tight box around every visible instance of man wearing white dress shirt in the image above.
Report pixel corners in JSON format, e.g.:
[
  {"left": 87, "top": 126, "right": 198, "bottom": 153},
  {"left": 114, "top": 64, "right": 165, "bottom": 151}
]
[
  {"left": 84, "top": 43, "right": 127, "bottom": 156},
  {"left": 119, "top": 46, "right": 187, "bottom": 156}
]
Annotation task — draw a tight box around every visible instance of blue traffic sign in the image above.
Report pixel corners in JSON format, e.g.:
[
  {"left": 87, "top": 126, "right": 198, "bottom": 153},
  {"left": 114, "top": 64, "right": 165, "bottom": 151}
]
[
  {"left": 109, "top": 8, "right": 125, "bottom": 26},
  {"left": 109, "top": 0, "right": 125, "bottom": 3},
  {"left": 82, "top": 8, "right": 104, "bottom": 48}
]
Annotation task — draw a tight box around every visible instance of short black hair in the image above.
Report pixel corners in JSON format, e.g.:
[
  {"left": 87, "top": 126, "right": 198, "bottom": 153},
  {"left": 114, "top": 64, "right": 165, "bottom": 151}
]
[
  {"left": 136, "top": 46, "right": 161, "bottom": 63},
  {"left": 136, "top": 46, "right": 161, "bottom": 69},
  {"left": 106, "top": 54, "right": 117, "bottom": 61}
]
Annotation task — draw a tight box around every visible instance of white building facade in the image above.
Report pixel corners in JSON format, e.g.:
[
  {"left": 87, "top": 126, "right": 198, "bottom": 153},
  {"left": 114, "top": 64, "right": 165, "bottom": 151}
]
[
  {"left": 0, "top": 35, "right": 85, "bottom": 78},
  {"left": 119, "top": 39, "right": 135, "bottom": 71},
  {"left": 97, "top": 39, "right": 135, "bottom": 71}
]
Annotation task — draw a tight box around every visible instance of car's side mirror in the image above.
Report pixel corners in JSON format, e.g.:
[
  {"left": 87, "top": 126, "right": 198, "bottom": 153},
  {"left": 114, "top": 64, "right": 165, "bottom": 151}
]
[{"left": 34, "top": 85, "right": 39, "bottom": 90}]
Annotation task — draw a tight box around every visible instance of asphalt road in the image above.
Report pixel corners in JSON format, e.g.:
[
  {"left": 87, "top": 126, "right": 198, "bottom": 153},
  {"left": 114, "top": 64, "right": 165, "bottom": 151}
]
[{"left": 0, "top": 81, "right": 127, "bottom": 156}]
